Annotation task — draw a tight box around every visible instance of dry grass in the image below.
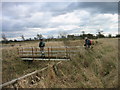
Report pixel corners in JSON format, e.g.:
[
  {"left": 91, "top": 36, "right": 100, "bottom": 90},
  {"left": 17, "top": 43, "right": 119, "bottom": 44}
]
[
  {"left": 2, "top": 38, "right": 118, "bottom": 88},
  {"left": 2, "top": 47, "right": 57, "bottom": 83},
  {"left": 2, "top": 40, "right": 66, "bottom": 84}
]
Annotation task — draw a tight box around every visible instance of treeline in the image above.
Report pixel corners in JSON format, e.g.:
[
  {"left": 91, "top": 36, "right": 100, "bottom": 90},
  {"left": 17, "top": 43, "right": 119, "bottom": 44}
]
[
  {"left": 1, "top": 32, "right": 120, "bottom": 44},
  {"left": 67, "top": 33, "right": 118, "bottom": 40},
  {"left": 1, "top": 34, "right": 44, "bottom": 44}
]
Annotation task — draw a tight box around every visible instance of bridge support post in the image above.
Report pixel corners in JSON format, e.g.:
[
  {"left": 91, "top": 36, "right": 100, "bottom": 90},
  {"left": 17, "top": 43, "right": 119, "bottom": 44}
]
[
  {"left": 32, "top": 47, "right": 34, "bottom": 61},
  {"left": 51, "top": 46, "right": 52, "bottom": 58},
  {"left": 48, "top": 47, "right": 50, "bottom": 60},
  {"left": 66, "top": 46, "right": 68, "bottom": 59},
  {"left": 22, "top": 47, "right": 23, "bottom": 56}
]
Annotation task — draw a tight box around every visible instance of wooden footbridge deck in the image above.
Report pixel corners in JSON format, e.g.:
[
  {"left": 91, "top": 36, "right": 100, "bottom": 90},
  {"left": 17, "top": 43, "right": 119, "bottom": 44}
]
[{"left": 18, "top": 46, "right": 82, "bottom": 61}]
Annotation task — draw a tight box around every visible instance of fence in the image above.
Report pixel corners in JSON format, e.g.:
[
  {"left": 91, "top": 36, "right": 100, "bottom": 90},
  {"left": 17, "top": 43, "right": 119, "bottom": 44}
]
[{"left": 18, "top": 46, "right": 82, "bottom": 60}]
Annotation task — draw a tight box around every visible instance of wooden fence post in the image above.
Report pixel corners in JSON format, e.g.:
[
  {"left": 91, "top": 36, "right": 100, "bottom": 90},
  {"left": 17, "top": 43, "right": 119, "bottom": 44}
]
[
  {"left": 32, "top": 47, "right": 34, "bottom": 61},
  {"left": 20, "top": 48, "right": 21, "bottom": 56},
  {"left": 55, "top": 47, "right": 58, "bottom": 59},
  {"left": 48, "top": 47, "right": 50, "bottom": 60},
  {"left": 36, "top": 48, "right": 37, "bottom": 56},
  {"left": 66, "top": 46, "right": 68, "bottom": 59},
  {"left": 51, "top": 46, "right": 52, "bottom": 57},
  {"left": 22, "top": 47, "right": 23, "bottom": 56},
  {"left": 66, "top": 46, "right": 68, "bottom": 58}
]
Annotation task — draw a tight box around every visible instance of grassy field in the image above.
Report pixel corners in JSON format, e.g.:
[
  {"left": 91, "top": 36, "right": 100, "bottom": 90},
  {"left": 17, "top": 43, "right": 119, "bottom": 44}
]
[{"left": 2, "top": 38, "right": 118, "bottom": 88}]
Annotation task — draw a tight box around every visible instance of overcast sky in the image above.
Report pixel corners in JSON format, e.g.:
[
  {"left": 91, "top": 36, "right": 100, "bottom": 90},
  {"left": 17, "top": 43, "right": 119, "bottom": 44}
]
[{"left": 2, "top": 2, "right": 118, "bottom": 40}]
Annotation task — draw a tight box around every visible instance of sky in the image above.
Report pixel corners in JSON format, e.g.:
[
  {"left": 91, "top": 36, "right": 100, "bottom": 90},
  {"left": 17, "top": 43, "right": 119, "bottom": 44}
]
[{"left": 1, "top": 2, "right": 118, "bottom": 40}]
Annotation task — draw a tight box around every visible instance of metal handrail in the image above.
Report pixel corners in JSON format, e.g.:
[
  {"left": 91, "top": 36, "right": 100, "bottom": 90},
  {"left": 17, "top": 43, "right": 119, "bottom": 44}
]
[
  {"left": 21, "top": 46, "right": 83, "bottom": 49},
  {"left": 19, "top": 50, "right": 80, "bottom": 53}
]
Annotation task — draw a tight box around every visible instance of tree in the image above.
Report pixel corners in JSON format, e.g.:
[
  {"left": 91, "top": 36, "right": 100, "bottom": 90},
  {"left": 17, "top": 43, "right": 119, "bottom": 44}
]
[
  {"left": 2, "top": 33, "right": 7, "bottom": 41},
  {"left": 108, "top": 34, "right": 112, "bottom": 38},
  {"left": 2, "top": 33, "right": 8, "bottom": 43},
  {"left": 67, "top": 35, "right": 74, "bottom": 39},
  {"left": 14, "top": 39, "right": 18, "bottom": 42},
  {"left": 81, "top": 31, "right": 85, "bottom": 35},
  {"left": 116, "top": 34, "right": 120, "bottom": 38},
  {"left": 87, "top": 33, "right": 95, "bottom": 39},
  {"left": 57, "top": 36, "right": 60, "bottom": 39},
  {"left": 9, "top": 40, "right": 13, "bottom": 42},
  {"left": 80, "top": 31, "right": 86, "bottom": 39},
  {"left": 29, "top": 38, "right": 32, "bottom": 41},
  {"left": 37, "top": 34, "right": 43, "bottom": 40},
  {"left": 96, "top": 30, "right": 105, "bottom": 38},
  {"left": 59, "top": 31, "right": 67, "bottom": 39},
  {"left": 47, "top": 35, "right": 54, "bottom": 39},
  {"left": 34, "top": 37, "right": 37, "bottom": 40},
  {"left": 21, "top": 35, "right": 25, "bottom": 41}
]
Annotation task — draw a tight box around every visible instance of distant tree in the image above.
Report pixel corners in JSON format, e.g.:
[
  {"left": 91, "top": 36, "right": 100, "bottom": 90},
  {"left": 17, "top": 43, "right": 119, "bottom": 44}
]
[
  {"left": 14, "top": 39, "right": 18, "bottom": 42},
  {"left": 9, "top": 40, "right": 13, "bottom": 42},
  {"left": 29, "top": 38, "right": 32, "bottom": 41},
  {"left": 21, "top": 35, "right": 25, "bottom": 41},
  {"left": 34, "top": 37, "right": 37, "bottom": 40},
  {"left": 116, "top": 34, "right": 120, "bottom": 38},
  {"left": 108, "top": 34, "right": 112, "bottom": 38},
  {"left": 97, "top": 30, "right": 103, "bottom": 35},
  {"left": 2, "top": 33, "right": 8, "bottom": 43},
  {"left": 97, "top": 34, "right": 105, "bottom": 38},
  {"left": 80, "top": 31, "right": 86, "bottom": 39},
  {"left": 2, "top": 33, "right": 7, "bottom": 41},
  {"left": 87, "top": 33, "right": 95, "bottom": 39},
  {"left": 67, "top": 35, "right": 74, "bottom": 39},
  {"left": 59, "top": 31, "right": 67, "bottom": 39},
  {"left": 37, "top": 34, "right": 43, "bottom": 40},
  {"left": 96, "top": 30, "right": 105, "bottom": 38},
  {"left": 81, "top": 31, "right": 85, "bottom": 35},
  {"left": 80, "top": 31, "right": 87, "bottom": 39},
  {"left": 47, "top": 35, "right": 54, "bottom": 39},
  {"left": 57, "top": 35, "right": 60, "bottom": 39}
]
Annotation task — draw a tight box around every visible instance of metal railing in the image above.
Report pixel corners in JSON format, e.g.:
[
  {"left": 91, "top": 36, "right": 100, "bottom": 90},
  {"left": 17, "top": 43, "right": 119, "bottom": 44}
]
[{"left": 17, "top": 46, "right": 82, "bottom": 60}]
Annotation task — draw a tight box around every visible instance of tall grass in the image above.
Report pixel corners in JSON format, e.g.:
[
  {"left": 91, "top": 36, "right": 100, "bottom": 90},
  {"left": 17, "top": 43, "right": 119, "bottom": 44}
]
[
  {"left": 34, "top": 38, "right": 118, "bottom": 88},
  {"left": 2, "top": 38, "right": 118, "bottom": 88},
  {"left": 2, "top": 47, "right": 57, "bottom": 83}
]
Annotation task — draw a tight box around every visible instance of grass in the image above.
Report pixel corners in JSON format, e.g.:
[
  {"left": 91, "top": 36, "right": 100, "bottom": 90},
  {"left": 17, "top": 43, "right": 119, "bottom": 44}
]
[
  {"left": 2, "top": 40, "right": 65, "bottom": 84},
  {"left": 2, "top": 38, "right": 118, "bottom": 88},
  {"left": 2, "top": 47, "right": 55, "bottom": 83}
]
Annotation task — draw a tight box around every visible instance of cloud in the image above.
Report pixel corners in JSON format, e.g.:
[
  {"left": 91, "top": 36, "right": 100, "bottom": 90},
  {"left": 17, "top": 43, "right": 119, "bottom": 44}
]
[
  {"left": 2, "top": 2, "right": 118, "bottom": 40},
  {"left": 51, "top": 12, "right": 80, "bottom": 24},
  {"left": 67, "top": 2, "right": 118, "bottom": 14}
]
